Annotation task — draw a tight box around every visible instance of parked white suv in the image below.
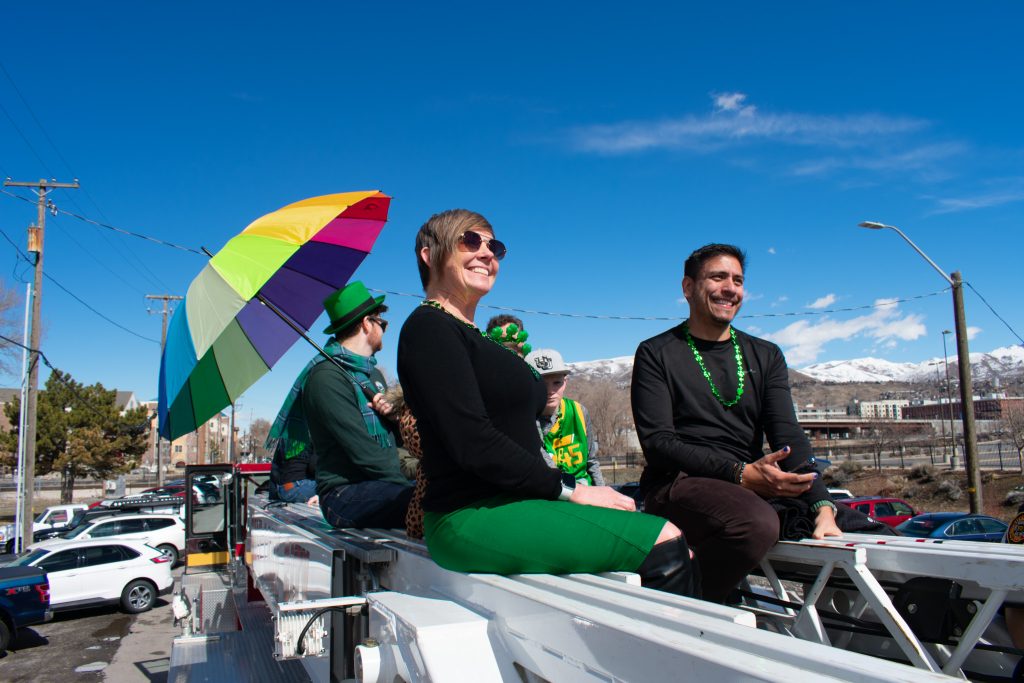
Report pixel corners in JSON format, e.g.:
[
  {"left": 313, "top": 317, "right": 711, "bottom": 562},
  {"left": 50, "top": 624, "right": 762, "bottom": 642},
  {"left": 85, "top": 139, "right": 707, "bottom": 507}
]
[
  {"left": 5, "top": 538, "right": 173, "bottom": 613},
  {"left": 45, "top": 513, "right": 186, "bottom": 566}
]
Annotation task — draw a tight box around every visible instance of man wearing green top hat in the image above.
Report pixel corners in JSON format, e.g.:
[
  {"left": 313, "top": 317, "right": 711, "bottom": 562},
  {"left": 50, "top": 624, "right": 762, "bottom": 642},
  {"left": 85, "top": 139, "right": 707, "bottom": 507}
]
[{"left": 269, "top": 280, "right": 412, "bottom": 528}]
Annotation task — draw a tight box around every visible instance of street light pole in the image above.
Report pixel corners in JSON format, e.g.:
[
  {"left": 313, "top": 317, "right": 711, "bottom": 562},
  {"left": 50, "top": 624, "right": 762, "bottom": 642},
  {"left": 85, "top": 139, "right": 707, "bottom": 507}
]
[
  {"left": 941, "top": 329, "right": 957, "bottom": 464},
  {"left": 858, "top": 221, "right": 982, "bottom": 513},
  {"left": 929, "top": 361, "right": 950, "bottom": 463}
]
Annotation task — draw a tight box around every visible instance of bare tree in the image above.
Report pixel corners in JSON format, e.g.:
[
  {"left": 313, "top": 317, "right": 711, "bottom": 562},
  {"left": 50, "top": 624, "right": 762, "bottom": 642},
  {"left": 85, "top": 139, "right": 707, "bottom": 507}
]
[
  {"left": 246, "top": 418, "right": 273, "bottom": 461},
  {"left": 0, "top": 280, "right": 22, "bottom": 376},
  {"left": 865, "top": 417, "right": 891, "bottom": 471},
  {"left": 887, "top": 421, "right": 911, "bottom": 469},
  {"left": 1000, "top": 403, "right": 1024, "bottom": 473},
  {"left": 569, "top": 377, "right": 633, "bottom": 457}
]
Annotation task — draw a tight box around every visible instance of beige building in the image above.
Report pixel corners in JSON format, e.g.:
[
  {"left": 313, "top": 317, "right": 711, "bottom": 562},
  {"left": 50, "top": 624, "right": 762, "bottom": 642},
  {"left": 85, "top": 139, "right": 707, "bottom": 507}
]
[
  {"left": 854, "top": 399, "right": 910, "bottom": 420},
  {"left": 141, "top": 400, "right": 237, "bottom": 471}
]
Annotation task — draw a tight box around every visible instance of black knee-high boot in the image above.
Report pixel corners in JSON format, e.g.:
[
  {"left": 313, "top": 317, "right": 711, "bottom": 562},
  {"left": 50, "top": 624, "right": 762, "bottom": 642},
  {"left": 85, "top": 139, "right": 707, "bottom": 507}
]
[{"left": 636, "top": 537, "right": 702, "bottom": 599}]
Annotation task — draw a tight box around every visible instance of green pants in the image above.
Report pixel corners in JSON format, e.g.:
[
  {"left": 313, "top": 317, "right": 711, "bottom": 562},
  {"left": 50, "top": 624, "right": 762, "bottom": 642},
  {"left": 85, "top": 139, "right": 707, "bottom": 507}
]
[{"left": 423, "top": 495, "right": 665, "bottom": 574}]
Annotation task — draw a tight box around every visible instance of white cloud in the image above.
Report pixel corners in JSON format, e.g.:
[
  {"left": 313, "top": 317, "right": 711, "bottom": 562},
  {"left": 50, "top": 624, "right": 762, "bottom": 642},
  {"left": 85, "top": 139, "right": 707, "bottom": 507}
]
[
  {"left": 570, "top": 93, "right": 928, "bottom": 154},
  {"left": 763, "top": 298, "right": 926, "bottom": 365},
  {"left": 713, "top": 92, "right": 756, "bottom": 116},
  {"left": 791, "top": 142, "right": 966, "bottom": 178},
  {"left": 967, "top": 326, "right": 982, "bottom": 341},
  {"left": 767, "top": 247, "right": 776, "bottom": 255},
  {"left": 807, "top": 294, "right": 837, "bottom": 309},
  {"left": 931, "top": 189, "right": 1024, "bottom": 214}
]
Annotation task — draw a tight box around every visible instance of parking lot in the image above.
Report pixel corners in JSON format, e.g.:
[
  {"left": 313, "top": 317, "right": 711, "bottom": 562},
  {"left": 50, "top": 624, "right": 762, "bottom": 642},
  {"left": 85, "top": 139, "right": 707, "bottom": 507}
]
[{"left": 1, "top": 567, "right": 181, "bottom": 683}]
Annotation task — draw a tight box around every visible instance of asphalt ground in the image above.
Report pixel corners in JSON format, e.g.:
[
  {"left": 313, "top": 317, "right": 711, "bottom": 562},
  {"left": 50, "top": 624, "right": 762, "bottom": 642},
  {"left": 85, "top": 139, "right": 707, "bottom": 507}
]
[{"left": 0, "top": 567, "right": 181, "bottom": 683}]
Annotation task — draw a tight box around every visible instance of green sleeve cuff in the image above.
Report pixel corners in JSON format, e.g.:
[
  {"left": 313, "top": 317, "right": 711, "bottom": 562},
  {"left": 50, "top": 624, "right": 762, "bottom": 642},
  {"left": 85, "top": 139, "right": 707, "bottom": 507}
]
[{"left": 811, "top": 499, "right": 837, "bottom": 514}]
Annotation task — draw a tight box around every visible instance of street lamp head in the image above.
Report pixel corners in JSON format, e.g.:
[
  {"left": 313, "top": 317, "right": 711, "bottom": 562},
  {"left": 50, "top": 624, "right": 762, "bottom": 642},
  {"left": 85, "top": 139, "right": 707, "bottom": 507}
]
[
  {"left": 942, "top": 329, "right": 952, "bottom": 335},
  {"left": 858, "top": 221, "right": 890, "bottom": 230}
]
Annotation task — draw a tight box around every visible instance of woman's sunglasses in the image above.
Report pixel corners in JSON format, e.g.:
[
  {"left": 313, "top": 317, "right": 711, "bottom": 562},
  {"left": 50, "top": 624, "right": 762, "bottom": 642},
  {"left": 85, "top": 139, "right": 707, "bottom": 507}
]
[{"left": 458, "top": 231, "right": 507, "bottom": 261}]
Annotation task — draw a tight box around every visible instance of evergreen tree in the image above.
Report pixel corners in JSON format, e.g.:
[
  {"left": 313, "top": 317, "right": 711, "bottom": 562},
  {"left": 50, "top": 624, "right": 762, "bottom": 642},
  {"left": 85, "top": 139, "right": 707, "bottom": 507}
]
[{"left": 1, "top": 369, "right": 149, "bottom": 502}]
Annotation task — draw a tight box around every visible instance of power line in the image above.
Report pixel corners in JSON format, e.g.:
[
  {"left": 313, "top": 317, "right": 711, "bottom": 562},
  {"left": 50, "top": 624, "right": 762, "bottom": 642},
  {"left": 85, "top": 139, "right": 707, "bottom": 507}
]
[
  {"left": 0, "top": 219, "right": 159, "bottom": 343},
  {"left": 1, "top": 188, "right": 203, "bottom": 254},
  {"left": 965, "top": 281, "right": 1024, "bottom": 346},
  {"left": 0, "top": 332, "right": 151, "bottom": 429},
  {"left": 43, "top": 271, "right": 160, "bottom": 344},
  {"left": 369, "top": 287, "right": 951, "bottom": 322},
  {"left": 0, "top": 60, "right": 78, "bottom": 182},
  {"left": 0, "top": 226, "right": 33, "bottom": 283},
  {"left": 0, "top": 60, "right": 175, "bottom": 291},
  {"left": 50, "top": 216, "right": 147, "bottom": 295},
  {"left": 0, "top": 98, "right": 57, "bottom": 178}
]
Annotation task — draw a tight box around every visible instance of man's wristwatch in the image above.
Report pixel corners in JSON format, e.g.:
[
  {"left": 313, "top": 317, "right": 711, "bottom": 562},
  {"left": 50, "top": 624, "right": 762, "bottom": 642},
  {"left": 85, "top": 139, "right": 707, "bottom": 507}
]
[{"left": 557, "top": 472, "right": 576, "bottom": 501}]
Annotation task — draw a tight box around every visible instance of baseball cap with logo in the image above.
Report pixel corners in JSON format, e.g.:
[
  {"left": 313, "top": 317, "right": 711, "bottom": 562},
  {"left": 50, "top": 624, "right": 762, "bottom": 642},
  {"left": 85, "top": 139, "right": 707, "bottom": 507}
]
[{"left": 525, "top": 348, "right": 571, "bottom": 376}]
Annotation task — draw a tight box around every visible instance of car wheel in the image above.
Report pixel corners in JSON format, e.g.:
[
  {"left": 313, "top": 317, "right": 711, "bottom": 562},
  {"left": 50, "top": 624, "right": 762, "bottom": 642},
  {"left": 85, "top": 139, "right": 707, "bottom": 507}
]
[
  {"left": 0, "top": 618, "right": 11, "bottom": 653},
  {"left": 156, "top": 544, "right": 179, "bottom": 566},
  {"left": 121, "top": 579, "right": 156, "bottom": 614}
]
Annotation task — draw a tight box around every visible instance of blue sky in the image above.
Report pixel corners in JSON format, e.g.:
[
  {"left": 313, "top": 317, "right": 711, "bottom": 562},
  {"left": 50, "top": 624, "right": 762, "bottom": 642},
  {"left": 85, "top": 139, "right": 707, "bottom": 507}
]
[{"left": 1, "top": 3, "right": 1022, "bottom": 429}]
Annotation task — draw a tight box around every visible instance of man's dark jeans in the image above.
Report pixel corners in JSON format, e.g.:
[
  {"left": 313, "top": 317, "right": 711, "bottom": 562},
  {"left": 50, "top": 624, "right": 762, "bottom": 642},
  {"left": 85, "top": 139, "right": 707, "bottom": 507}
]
[
  {"left": 646, "top": 474, "right": 779, "bottom": 603},
  {"left": 319, "top": 480, "right": 413, "bottom": 529}
]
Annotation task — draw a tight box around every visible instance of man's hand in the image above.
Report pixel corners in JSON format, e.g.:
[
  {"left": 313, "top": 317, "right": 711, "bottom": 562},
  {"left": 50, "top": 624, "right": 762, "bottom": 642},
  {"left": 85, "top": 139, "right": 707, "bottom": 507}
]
[
  {"left": 812, "top": 504, "right": 842, "bottom": 540},
  {"left": 369, "top": 392, "right": 395, "bottom": 417},
  {"left": 569, "top": 485, "right": 636, "bottom": 511},
  {"left": 740, "top": 446, "right": 816, "bottom": 498}
]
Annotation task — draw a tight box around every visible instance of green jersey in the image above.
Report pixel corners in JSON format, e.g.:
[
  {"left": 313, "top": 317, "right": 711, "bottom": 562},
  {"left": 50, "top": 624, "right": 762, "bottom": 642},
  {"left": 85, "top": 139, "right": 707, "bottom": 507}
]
[{"left": 543, "top": 398, "right": 592, "bottom": 485}]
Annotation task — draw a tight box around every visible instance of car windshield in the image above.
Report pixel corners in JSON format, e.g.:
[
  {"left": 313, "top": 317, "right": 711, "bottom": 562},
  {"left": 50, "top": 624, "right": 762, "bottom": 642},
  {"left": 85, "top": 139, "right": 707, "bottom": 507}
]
[
  {"left": 33, "top": 510, "right": 49, "bottom": 523},
  {"left": 62, "top": 523, "right": 92, "bottom": 539},
  {"left": 67, "top": 510, "right": 88, "bottom": 528},
  {"left": 897, "top": 518, "right": 943, "bottom": 537},
  {"left": 6, "top": 548, "right": 49, "bottom": 566}
]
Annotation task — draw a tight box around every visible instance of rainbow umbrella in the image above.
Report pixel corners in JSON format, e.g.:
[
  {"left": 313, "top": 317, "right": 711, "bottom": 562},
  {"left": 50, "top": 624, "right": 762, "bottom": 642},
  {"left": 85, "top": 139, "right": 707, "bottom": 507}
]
[{"left": 158, "top": 190, "right": 390, "bottom": 440}]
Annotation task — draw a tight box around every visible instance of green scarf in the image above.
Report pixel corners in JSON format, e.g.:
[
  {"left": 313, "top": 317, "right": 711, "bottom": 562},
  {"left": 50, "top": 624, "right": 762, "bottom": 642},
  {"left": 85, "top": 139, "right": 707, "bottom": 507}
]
[{"left": 266, "top": 340, "right": 394, "bottom": 458}]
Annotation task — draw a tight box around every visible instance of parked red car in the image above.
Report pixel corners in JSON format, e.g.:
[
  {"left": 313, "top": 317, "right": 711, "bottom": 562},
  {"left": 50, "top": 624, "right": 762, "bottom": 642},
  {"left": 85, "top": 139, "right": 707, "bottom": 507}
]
[{"left": 839, "top": 497, "right": 918, "bottom": 528}]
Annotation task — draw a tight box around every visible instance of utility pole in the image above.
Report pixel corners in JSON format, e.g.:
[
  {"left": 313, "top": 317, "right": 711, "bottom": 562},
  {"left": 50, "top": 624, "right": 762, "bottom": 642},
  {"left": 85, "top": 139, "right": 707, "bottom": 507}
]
[
  {"left": 951, "top": 272, "right": 982, "bottom": 513},
  {"left": 4, "top": 178, "right": 79, "bottom": 545},
  {"left": 146, "top": 294, "right": 183, "bottom": 486}
]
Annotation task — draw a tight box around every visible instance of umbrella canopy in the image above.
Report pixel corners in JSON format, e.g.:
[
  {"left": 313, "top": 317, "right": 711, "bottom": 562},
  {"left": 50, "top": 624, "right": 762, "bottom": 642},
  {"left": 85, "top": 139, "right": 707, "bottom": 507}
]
[{"left": 158, "top": 190, "right": 390, "bottom": 440}]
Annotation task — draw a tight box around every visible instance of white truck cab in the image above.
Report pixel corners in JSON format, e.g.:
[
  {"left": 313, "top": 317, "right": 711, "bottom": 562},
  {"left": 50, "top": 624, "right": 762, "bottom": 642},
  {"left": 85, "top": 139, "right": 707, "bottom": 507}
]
[{"left": 33, "top": 504, "right": 88, "bottom": 532}]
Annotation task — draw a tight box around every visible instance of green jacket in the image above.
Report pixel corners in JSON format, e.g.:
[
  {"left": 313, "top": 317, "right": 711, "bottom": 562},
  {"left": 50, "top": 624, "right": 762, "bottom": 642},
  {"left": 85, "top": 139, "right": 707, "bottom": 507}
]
[{"left": 301, "top": 359, "right": 406, "bottom": 497}]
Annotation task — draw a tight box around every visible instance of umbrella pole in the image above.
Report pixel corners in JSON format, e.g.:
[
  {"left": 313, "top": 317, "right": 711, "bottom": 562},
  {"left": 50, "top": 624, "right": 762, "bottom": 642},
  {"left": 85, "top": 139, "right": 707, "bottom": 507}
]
[{"left": 254, "top": 293, "right": 379, "bottom": 401}]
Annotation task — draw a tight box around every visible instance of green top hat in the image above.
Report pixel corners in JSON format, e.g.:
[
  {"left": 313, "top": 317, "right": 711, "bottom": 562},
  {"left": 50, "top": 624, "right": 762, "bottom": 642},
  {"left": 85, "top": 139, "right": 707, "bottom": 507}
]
[{"left": 322, "top": 281, "right": 385, "bottom": 336}]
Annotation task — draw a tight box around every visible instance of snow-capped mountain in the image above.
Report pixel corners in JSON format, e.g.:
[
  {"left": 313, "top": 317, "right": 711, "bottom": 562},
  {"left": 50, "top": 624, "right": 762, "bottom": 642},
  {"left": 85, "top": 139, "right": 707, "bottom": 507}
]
[
  {"left": 798, "top": 345, "right": 1024, "bottom": 383},
  {"left": 565, "top": 345, "right": 1024, "bottom": 385},
  {"left": 567, "top": 356, "right": 634, "bottom": 381}
]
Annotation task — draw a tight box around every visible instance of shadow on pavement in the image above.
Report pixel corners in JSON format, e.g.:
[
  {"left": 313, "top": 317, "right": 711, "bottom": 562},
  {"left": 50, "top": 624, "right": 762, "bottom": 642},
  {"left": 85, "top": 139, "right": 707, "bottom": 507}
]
[{"left": 135, "top": 657, "right": 170, "bottom": 683}]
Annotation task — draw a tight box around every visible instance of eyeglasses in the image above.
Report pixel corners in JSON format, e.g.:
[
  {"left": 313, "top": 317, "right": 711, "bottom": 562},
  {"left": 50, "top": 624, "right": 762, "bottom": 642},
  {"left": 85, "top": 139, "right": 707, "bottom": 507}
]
[
  {"left": 368, "top": 317, "right": 388, "bottom": 332},
  {"left": 458, "top": 231, "right": 507, "bottom": 261}
]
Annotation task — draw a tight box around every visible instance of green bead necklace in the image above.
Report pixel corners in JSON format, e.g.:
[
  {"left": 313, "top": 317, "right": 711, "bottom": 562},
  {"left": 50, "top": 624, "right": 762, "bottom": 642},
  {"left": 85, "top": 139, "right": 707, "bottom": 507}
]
[
  {"left": 683, "top": 322, "right": 745, "bottom": 408},
  {"left": 421, "top": 300, "right": 540, "bottom": 379}
]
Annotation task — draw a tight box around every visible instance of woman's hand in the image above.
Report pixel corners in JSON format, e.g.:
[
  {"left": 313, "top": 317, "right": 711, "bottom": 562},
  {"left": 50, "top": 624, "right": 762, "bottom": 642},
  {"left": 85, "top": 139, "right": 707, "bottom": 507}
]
[
  {"left": 569, "top": 485, "right": 636, "bottom": 511},
  {"left": 812, "top": 505, "right": 842, "bottom": 540}
]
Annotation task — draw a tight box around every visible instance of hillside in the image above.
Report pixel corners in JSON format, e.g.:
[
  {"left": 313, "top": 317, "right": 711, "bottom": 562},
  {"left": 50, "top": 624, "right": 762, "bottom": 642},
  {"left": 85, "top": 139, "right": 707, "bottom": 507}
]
[{"left": 569, "top": 345, "right": 1024, "bottom": 409}]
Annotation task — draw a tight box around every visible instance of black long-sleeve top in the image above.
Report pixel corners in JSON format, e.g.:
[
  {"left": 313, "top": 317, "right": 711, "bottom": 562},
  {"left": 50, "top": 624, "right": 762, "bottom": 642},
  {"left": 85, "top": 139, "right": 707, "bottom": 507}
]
[
  {"left": 397, "top": 305, "right": 559, "bottom": 514},
  {"left": 631, "top": 324, "right": 829, "bottom": 505}
]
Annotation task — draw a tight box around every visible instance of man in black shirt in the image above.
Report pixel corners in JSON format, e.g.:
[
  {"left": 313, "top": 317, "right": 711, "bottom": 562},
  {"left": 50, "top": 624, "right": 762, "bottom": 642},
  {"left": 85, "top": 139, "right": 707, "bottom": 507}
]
[{"left": 631, "top": 243, "right": 840, "bottom": 602}]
